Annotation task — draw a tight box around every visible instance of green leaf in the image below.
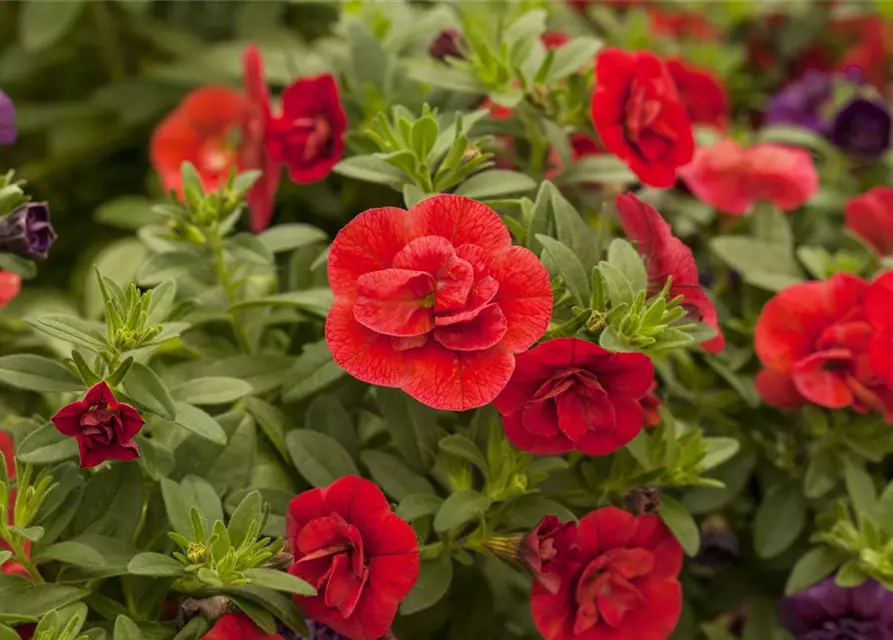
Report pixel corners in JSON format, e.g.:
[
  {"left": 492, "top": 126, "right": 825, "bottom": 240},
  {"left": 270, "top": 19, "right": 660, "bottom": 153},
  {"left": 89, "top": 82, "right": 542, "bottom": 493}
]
[
  {"left": 453, "top": 170, "right": 537, "bottom": 199},
  {"left": 229, "top": 290, "right": 333, "bottom": 317},
  {"left": 123, "top": 362, "right": 176, "bottom": 420},
  {"left": 0, "top": 576, "right": 89, "bottom": 616},
  {"left": 127, "top": 553, "right": 186, "bottom": 577},
  {"left": 258, "top": 224, "right": 327, "bottom": 254},
  {"left": 243, "top": 397, "right": 290, "bottom": 461},
  {"left": 835, "top": 560, "right": 868, "bottom": 588},
  {"left": 804, "top": 449, "right": 839, "bottom": 499},
  {"left": 27, "top": 314, "right": 108, "bottom": 351},
  {"left": 36, "top": 535, "right": 135, "bottom": 573},
  {"left": 334, "top": 155, "right": 408, "bottom": 190},
  {"left": 557, "top": 155, "right": 635, "bottom": 186},
  {"left": 545, "top": 36, "right": 602, "bottom": 82},
  {"left": 181, "top": 475, "right": 224, "bottom": 529},
  {"left": 550, "top": 183, "right": 601, "bottom": 271},
  {"left": 94, "top": 196, "right": 163, "bottom": 230},
  {"left": 19, "top": 0, "right": 85, "bottom": 51},
  {"left": 286, "top": 430, "right": 358, "bottom": 488},
  {"left": 875, "top": 480, "right": 893, "bottom": 536},
  {"left": 113, "top": 615, "right": 142, "bottom": 640},
  {"left": 227, "top": 234, "right": 274, "bottom": 266},
  {"left": 658, "top": 495, "right": 700, "bottom": 557},
  {"left": 281, "top": 340, "right": 345, "bottom": 402},
  {"left": 396, "top": 494, "right": 444, "bottom": 521},
  {"left": 407, "top": 63, "right": 483, "bottom": 93},
  {"left": 433, "top": 489, "right": 491, "bottom": 533},
  {"left": 785, "top": 546, "right": 844, "bottom": 595},
  {"left": 221, "top": 585, "right": 308, "bottom": 637},
  {"left": 205, "top": 355, "right": 297, "bottom": 395},
  {"left": 243, "top": 569, "right": 316, "bottom": 596},
  {"left": 754, "top": 482, "right": 807, "bottom": 559},
  {"left": 438, "top": 435, "right": 489, "bottom": 472},
  {"left": 501, "top": 495, "right": 577, "bottom": 531},
  {"left": 361, "top": 450, "right": 434, "bottom": 501},
  {"left": 161, "top": 476, "right": 222, "bottom": 539},
  {"left": 16, "top": 422, "right": 79, "bottom": 465},
  {"left": 306, "top": 395, "right": 358, "bottom": 459},
  {"left": 537, "top": 235, "right": 590, "bottom": 307},
  {"left": 400, "top": 554, "right": 453, "bottom": 615},
  {"left": 377, "top": 388, "right": 438, "bottom": 473},
  {"left": 701, "top": 438, "right": 741, "bottom": 471},
  {"left": 170, "top": 377, "right": 253, "bottom": 405},
  {"left": 598, "top": 261, "right": 635, "bottom": 308},
  {"left": 0, "top": 355, "right": 83, "bottom": 393},
  {"left": 136, "top": 251, "right": 205, "bottom": 286},
  {"left": 606, "top": 239, "right": 647, "bottom": 294},
  {"left": 204, "top": 412, "right": 256, "bottom": 494},
  {"left": 843, "top": 455, "right": 877, "bottom": 516},
  {"left": 145, "top": 279, "right": 177, "bottom": 326},
  {"left": 173, "top": 402, "right": 228, "bottom": 445},
  {"left": 228, "top": 490, "right": 265, "bottom": 549}
]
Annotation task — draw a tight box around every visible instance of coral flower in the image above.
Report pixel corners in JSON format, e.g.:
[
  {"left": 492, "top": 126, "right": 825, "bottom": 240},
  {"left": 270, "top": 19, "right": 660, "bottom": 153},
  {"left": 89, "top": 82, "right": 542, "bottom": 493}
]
[
  {"left": 846, "top": 187, "right": 893, "bottom": 256},
  {"left": 326, "top": 194, "right": 552, "bottom": 411}
]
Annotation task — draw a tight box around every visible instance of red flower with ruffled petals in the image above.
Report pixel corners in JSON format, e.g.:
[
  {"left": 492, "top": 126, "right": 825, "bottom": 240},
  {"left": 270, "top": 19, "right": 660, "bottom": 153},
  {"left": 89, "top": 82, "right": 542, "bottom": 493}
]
[
  {"left": 50, "top": 381, "right": 145, "bottom": 468},
  {"left": 846, "top": 187, "right": 893, "bottom": 257},
  {"left": 531, "top": 506, "right": 683, "bottom": 640},
  {"left": 592, "top": 48, "right": 694, "bottom": 188},
  {"left": 266, "top": 75, "right": 347, "bottom": 186},
  {"left": 521, "top": 515, "right": 578, "bottom": 594},
  {"left": 201, "top": 612, "right": 279, "bottom": 639},
  {"left": 286, "top": 476, "right": 419, "bottom": 640},
  {"left": 616, "top": 194, "right": 725, "bottom": 354},
  {"left": 665, "top": 59, "right": 728, "bottom": 130},
  {"left": 326, "top": 194, "right": 552, "bottom": 411},
  {"left": 494, "top": 338, "right": 654, "bottom": 456},
  {"left": 755, "top": 273, "right": 893, "bottom": 422},
  {"left": 0, "top": 270, "right": 21, "bottom": 309}
]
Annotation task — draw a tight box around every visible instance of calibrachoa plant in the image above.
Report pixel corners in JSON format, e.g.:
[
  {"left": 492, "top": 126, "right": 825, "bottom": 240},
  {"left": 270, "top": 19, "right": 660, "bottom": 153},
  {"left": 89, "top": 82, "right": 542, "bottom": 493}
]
[{"left": 4, "top": 1, "right": 893, "bottom": 640}]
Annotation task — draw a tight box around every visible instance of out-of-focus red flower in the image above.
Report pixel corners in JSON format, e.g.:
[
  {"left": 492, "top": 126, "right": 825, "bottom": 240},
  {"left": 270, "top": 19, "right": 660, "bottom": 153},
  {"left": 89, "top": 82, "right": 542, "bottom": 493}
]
[
  {"left": 754, "top": 273, "right": 893, "bottom": 422},
  {"left": 569, "top": 0, "right": 644, "bottom": 9},
  {"left": 521, "top": 515, "right": 578, "bottom": 595},
  {"left": 592, "top": 49, "right": 695, "bottom": 188},
  {"left": 542, "top": 32, "right": 570, "bottom": 50},
  {"left": 651, "top": 9, "right": 719, "bottom": 41},
  {"left": 50, "top": 381, "right": 145, "bottom": 468},
  {"left": 642, "top": 380, "right": 662, "bottom": 427},
  {"left": 846, "top": 187, "right": 893, "bottom": 256},
  {"left": 680, "top": 139, "right": 818, "bottom": 215},
  {"left": 494, "top": 338, "right": 654, "bottom": 456},
  {"left": 287, "top": 476, "right": 419, "bottom": 640},
  {"left": 429, "top": 28, "right": 466, "bottom": 61},
  {"left": 666, "top": 59, "right": 728, "bottom": 130},
  {"left": 547, "top": 133, "right": 606, "bottom": 183},
  {"left": 0, "top": 271, "right": 20, "bottom": 309},
  {"left": 266, "top": 74, "right": 347, "bottom": 187},
  {"left": 326, "top": 194, "right": 552, "bottom": 411},
  {"left": 616, "top": 194, "right": 725, "bottom": 354},
  {"left": 531, "top": 506, "right": 683, "bottom": 640},
  {"left": 834, "top": 15, "right": 891, "bottom": 90},
  {"left": 201, "top": 612, "right": 279, "bottom": 639}
]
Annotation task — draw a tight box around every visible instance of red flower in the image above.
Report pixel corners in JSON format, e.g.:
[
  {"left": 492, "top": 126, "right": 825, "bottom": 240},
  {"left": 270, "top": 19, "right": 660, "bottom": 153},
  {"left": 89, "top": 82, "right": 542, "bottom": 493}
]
[
  {"left": 591, "top": 48, "right": 695, "bottom": 188},
  {"left": 0, "top": 429, "right": 13, "bottom": 478},
  {"left": 50, "top": 381, "right": 145, "bottom": 468},
  {"left": 201, "top": 612, "right": 279, "bottom": 639},
  {"left": 846, "top": 187, "right": 893, "bottom": 256},
  {"left": 286, "top": 475, "right": 419, "bottom": 640},
  {"left": 616, "top": 194, "right": 725, "bottom": 354},
  {"left": 521, "top": 515, "right": 578, "bottom": 594},
  {"left": 665, "top": 59, "right": 728, "bottom": 130},
  {"left": 542, "top": 32, "right": 570, "bottom": 50},
  {"left": 547, "top": 133, "right": 606, "bottom": 183},
  {"left": 13, "top": 625, "right": 34, "bottom": 640},
  {"left": 0, "top": 270, "right": 20, "bottom": 309},
  {"left": 650, "top": 9, "right": 719, "bottom": 41},
  {"left": 326, "top": 194, "right": 552, "bottom": 411},
  {"left": 531, "top": 506, "right": 683, "bottom": 640},
  {"left": 680, "top": 139, "right": 818, "bottom": 215},
  {"left": 642, "top": 380, "right": 662, "bottom": 428},
  {"left": 494, "top": 338, "right": 654, "bottom": 456},
  {"left": 754, "top": 273, "right": 893, "bottom": 421},
  {"left": 266, "top": 75, "right": 347, "bottom": 186}
]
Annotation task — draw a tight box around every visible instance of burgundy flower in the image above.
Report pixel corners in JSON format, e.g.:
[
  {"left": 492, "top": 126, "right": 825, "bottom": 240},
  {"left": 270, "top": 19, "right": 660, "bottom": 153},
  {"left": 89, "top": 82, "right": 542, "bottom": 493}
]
[
  {"left": 830, "top": 97, "right": 892, "bottom": 158},
  {"left": 0, "top": 89, "right": 15, "bottom": 146},
  {"left": 0, "top": 203, "right": 57, "bottom": 261},
  {"left": 520, "top": 515, "right": 578, "bottom": 594},
  {"left": 50, "top": 381, "right": 145, "bottom": 468},
  {"left": 429, "top": 28, "right": 466, "bottom": 61}
]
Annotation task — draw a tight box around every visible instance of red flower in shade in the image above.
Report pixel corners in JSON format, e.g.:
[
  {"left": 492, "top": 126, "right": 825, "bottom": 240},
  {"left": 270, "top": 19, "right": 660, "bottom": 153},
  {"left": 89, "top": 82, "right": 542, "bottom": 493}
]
[
  {"left": 679, "top": 139, "right": 818, "bottom": 216},
  {"left": 201, "top": 612, "right": 279, "bottom": 639},
  {"left": 642, "top": 380, "right": 662, "bottom": 428},
  {"left": 616, "top": 194, "right": 725, "bottom": 354},
  {"left": 650, "top": 9, "right": 719, "bottom": 41},
  {"left": 0, "top": 271, "right": 20, "bottom": 309},
  {"left": 50, "top": 381, "right": 145, "bottom": 468},
  {"left": 591, "top": 48, "right": 695, "bottom": 188},
  {"left": 266, "top": 75, "right": 347, "bottom": 186},
  {"left": 665, "top": 59, "right": 728, "bottom": 130},
  {"left": 493, "top": 338, "right": 654, "bottom": 456},
  {"left": 286, "top": 475, "right": 419, "bottom": 640},
  {"left": 754, "top": 273, "right": 893, "bottom": 422},
  {"left": 531, "top": 506, "right": 683, "bottom": 640},
  {"left": 846, "top": 187, "right": 893, "bottom": 256},
  {"left": 521, "top": 515, "right": 578, "bottom": 594},
  {"left": 326, "top": 194, "right": 552, "bottom": 411}
]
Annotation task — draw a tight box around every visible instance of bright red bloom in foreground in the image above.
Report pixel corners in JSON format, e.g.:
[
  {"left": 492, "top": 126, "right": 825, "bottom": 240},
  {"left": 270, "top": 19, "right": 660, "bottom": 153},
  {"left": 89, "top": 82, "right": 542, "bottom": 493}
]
[
  {"left": 287, "top": 475, "right": 419, "bottom": 640},
  {"left": 201, "top": 612, "right": 279, "bottom": 639},
  {"left": 266, "top": 74, "right": 347, "bottom": 186},
  {"left": 50, "top": 381, "right": 145, "bottom": 468},
  {"left": 665, "top": 59, "right": 728, "bottom": 130},
  {"left": 755, "top": 273, "right": 893, "bottom": 422},
  {"left": 521, "top": 515, "right": 578, "bottom": 594},
  {"left": 326, "top": 194, "right": 552, "bottom": 410},
  {"left": 0, "top": 270, "right": 21, "bottom": 309},
  {"left": 846, "top": 187, "right": 893, "bottom": 256},
  {"left": 616, "top": 194, "right": 725, "bottom": 354},
  {"left": 494, "top": 338, "right": 654, "bottom": 456},
  {"left": 531, "top": 506, "right": 683, "bottom": 640},
  {"left": 592, "top": 48, "right": 695, "bottom": 188},
  {"left": 680, "top": 139, "right": 818, "bottom": 216}
]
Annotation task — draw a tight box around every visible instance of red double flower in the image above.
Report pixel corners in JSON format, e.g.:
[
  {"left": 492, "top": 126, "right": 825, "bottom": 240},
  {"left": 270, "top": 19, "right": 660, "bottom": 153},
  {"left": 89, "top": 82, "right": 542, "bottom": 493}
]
[
  {"left": 755, "top": 272, "right": 893, "bottom": 421},
  {"left": 287, "top": 476, "right": 419, "bottom": 640},
  {"left": 201, "top": 613, "right": 279, "bottom": 639},
  {"left": 326, "top": 194, "right": 552, "bottom": 411},
  {"left": 846, "top": 187, "right": 893, "bottom": 256},
  {"left": 665, "top": 59, "right": 728, "bottom": 130},
  {"left": 521, "top": 515, "right": 578, "bottom": 594}
]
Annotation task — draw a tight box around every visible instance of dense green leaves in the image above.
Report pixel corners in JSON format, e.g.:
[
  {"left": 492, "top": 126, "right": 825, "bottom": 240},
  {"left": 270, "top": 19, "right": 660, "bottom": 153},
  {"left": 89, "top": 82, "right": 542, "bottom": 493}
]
[
  {"left": 754, "top": 483, "right": 807, "bottom": 559},
  {"left": 286, "top": 430, "right": 358, "bottom": 487},
  {"left": 0, "top": 355, "right": 83, "bottom": 393}
]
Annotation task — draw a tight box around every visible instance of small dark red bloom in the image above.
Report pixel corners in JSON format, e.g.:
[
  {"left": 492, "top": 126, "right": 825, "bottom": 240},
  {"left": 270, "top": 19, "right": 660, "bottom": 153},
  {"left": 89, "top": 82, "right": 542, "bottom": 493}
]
[
  {"left": 266, "top": 75, "right": 347, "bottom": 186},
  {"left": 521, "top": 515, "right": 578, "bottom": 594},
  {"left": 616, "top": 194, "right": 725, "bottom": 354},
  {"left": 326, "top": 194, "right": 552, "bottom": 411},
  {"left": 50, "top": 381, "right": 145, "bottom": 468},
  {"left": 846, "top": 187, "right": 893, "bottom": 256},
  {"left": 592, "top": 48, "right": 695, "bottom": 188},
  {"left": 494, "top": 338, "right": 654, "bottom": 456},
  {"left": 665, "top": 59, "right": 728, "bottom": 130},
  {"left": 542, "top": 32, "right": 570, "bottom": 50},
  {"left": 287, "top": 476, "right": 419, "bottom": 640},
  {"left": 531, "top": 506, "right": 683, "bottom": 640},
  {"left": 429, "top": 28, "right": 466, "bottom": 61},
  {"left": 201, "top": 612, "right": 279, "bottom": 639}
]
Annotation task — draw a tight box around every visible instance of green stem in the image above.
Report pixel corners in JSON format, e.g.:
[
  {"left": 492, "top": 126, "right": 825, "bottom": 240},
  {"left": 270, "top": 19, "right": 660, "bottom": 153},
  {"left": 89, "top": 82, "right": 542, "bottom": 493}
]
[
  {"left": 209, "top": 231, "right": 253, "bottom": 353},
  {"left": 9, "top": 537, "right": 43, "bottom": 584}
]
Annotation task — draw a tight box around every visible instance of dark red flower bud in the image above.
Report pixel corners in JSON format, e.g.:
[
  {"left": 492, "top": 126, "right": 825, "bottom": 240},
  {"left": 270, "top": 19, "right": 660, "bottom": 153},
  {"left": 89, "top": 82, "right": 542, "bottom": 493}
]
[
  {"left": 520, "top": 515, "right": 577, "bottom": 594},
  {"left": 625, "top": 486, "right": 662, "bottom": 516},
  {"left": 429, "top": 28, "right": 466, "bottom": 61},
  {"left": 0, "top": 203, "right": 57, "bottom": 261}
]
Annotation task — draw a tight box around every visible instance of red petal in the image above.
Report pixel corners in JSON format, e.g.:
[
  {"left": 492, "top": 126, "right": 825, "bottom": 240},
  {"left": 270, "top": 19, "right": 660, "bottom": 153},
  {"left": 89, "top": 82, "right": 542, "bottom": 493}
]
[
  {"left": 503, "top": 409, "right": 574, "bottom": 455},
  {"left": 85, "top": 381, "right": 116, "bottom": 406},
  {"left": 755, "top": 368, "right": 804, "bottom": 410},
  {"left": 597, "top": 352, "right": 654, "bottom": 399},
  {"left": 118, "top": 405, "right": 145, "bottom": 440},
  {"left": 679, "top": 139, "right": 753, "bottom": 215},
  {"left": 870, "top": 328, "right": 893, "bottom": 389},
  {"left": 488, "top": 246, "right": 553, "bottom": 352},
  {"left": 79, "top": 441, "right": 140, "bottom": 469},
  {"left": 324, "top": 553, "right": 367, "bottom": 617},
  {"left": 0, "top": 271, "right": 21, "bottom": 309},
  {"left": 531, "top": 565, "right": 582, "bottom": 640},
  {"left": 747, "top": 144, "right": 819, "bottom": 212},
  {"left": 866, "top": 271, "right": 893, "bottom": 331},
  {"left": 287, "top": 487, "right": 327, "bottom": 549},
  {"left": 353, "top": 269, "right": 435, "bottom": 337},
  {"left": 203, "top": 613, "right": 279, "bottom": 640},
  {"left": 592, "top": 48, "right": 639, "bottom": 126},
  {"left": 393, "top": 235, "right": 474, "bottom": 310},
  {"left": 575, "top": 396, "right": 643, "bottom": 456},
  {"left": 556, "top": 387, "right": 614, "bottom": 442},
  {"left": 433, "top": 304, "right": 507, "bottom": 351},
  {"left": 522, "top": 400, "right": 561, "bottom": 437},
  {"left": 51, "top": 401, "right": 87, "bottom": 437},
  {"left": 296, "top": 515, "right": 347, "bottom": 555},
  {"left": 846, "top": 187, "right": 893, "bottom": 256},
  {"left": 322, "top": 476, "right": 390, "bottom": 533},
  {"left": 622, "top": 579, "right": 683, "bottom": 639},
  {"left": 407, "top": 194, "right": 512, "bottom": 254},
  {"left": 791, "top": 349, "right": 854, "bottom": 409},
  {"left": 325, "top": 298, "right": 405, "bottom": 388},
  {"left": 365, "top": 549, "right": 421, "bottom": 603}
]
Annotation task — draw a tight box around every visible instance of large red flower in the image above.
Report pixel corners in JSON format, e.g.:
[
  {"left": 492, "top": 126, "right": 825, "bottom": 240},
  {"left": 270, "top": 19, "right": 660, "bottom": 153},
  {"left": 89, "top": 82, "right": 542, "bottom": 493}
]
[
  {"left": 665, "top": 59, "right": 728, "bottom": 130},
  {"left": 286, "top": 476, "right": 419, "bottom": 640},
  {"left": 846, "top": 187, "right": 893, "bottom": 256},
  {"left": 754, "top": 273, "right": 893, "bottom": 421},
  {"left": 592, "top": 48, "right": 695, "bottom": 188},
  {"left": 494, "top": 338, "right": 654, "bottom": 456},
  {"left": 326, "top": 194, "right": 552, "bottom": 411},
  {"left": 201, "top": 612, "right": 279, "bottom": 639},
  {"left": 521, "top": 515, "right": 578, "bottom": 594},
  {"left": 531, "top": 506, "right": 683, "bottom": 640},
  {"left": 616, "top": 194, "right": 725, "bottom": 354}
]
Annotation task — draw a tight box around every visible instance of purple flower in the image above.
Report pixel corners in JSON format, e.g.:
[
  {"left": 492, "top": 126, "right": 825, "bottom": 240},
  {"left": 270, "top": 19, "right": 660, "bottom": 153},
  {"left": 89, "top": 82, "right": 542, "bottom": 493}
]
[
  {"left": 766, "top": 70, "right": 833, "bottom": 134},
  {"left": 0, "top": 203, "right": 57, "bottom": 261},
  {"left": 830, "top": 97, "right": 892, "bottom": 158},
  {"left": 428, "top": 28, "right": 466, "bottom": 61},
  {"left": 780, "top": 578, "right": 893, "bottom": 640},
  {"left": 0, "top": 89, "right": 15, "bottom": 146}
]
